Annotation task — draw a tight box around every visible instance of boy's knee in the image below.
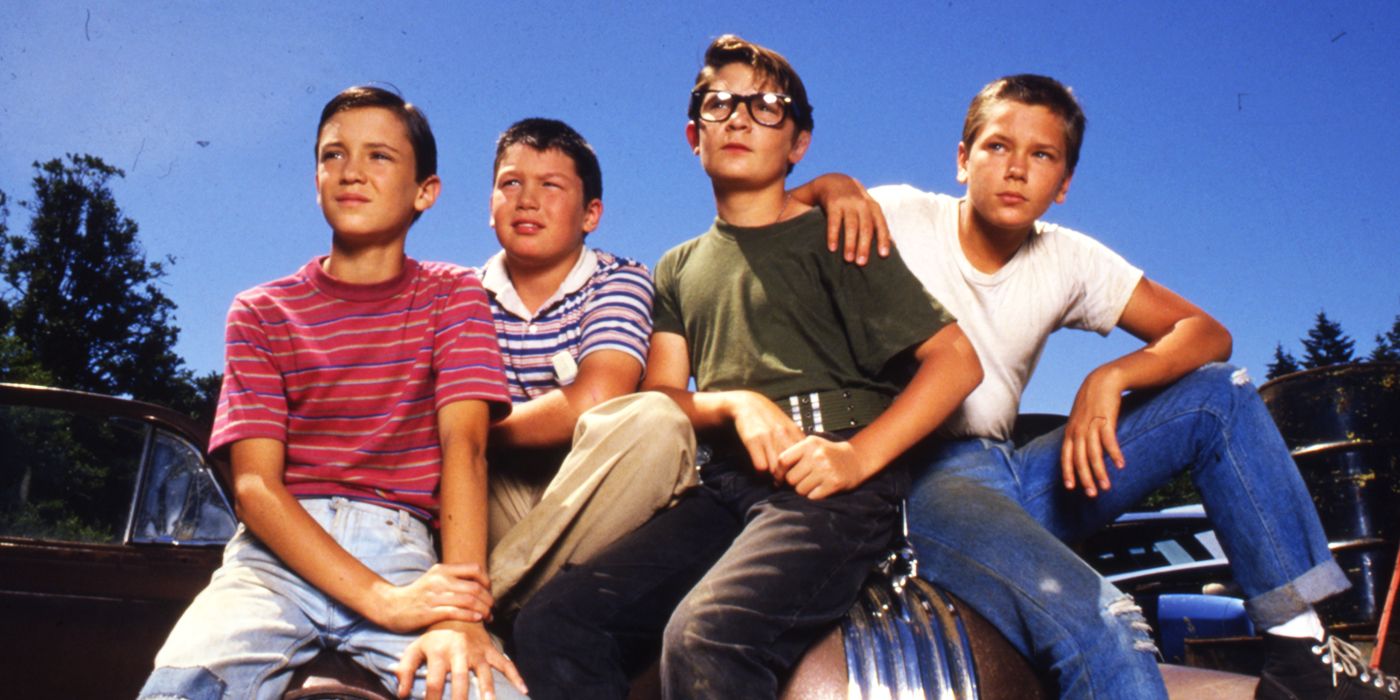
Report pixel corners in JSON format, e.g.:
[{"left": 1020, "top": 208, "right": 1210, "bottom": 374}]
[
  {"left": 1104, "top": 593, "right": 1159, "bottom": 655},
  {"left": 619, "top": 391, "right": 690, "bottom": 438},
  {"left": 661, "top": 598, "right": 717, "bottom": 674},
  {"left": 1183, "top": 362, "right": 1252, "bottom": 396},
  {"left": 138, "top": 666, "right": 226, "bottom": 700}
]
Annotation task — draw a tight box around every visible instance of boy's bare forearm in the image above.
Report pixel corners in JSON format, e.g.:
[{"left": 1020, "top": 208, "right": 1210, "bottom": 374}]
[
  {"left": 437, "top": 400, "right": 492, "bottom": 571},
  {"left": 847, "top": 323, "right": 983, "bottom": 476},
  {"left": 231, "top": 438, "right": 394, "bottom": 617},
  {"left": 490, "top": 350, "right": 643, "bottom": 449},
  {"left": 1101, "top": 278, "right": 1233, "bottom": 394}
]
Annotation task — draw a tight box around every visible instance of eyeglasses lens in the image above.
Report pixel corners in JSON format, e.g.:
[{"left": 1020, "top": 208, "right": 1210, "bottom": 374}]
[{"left": 699, "top": 92, "right": 787, "bottom": 127}]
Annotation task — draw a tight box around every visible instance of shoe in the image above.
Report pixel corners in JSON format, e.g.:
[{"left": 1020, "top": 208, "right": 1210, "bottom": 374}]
[{"left": 1256, "top": 633, "right": 1400, "bottom": 698}]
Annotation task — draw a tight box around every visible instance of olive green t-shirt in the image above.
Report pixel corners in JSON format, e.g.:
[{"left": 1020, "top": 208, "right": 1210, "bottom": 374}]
[{"left": 652, "top": 208, "right": 955, "bottom": 412}]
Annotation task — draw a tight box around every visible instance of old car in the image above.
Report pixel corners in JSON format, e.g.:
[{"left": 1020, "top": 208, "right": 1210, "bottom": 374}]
[{"left": 0, "top": 382, "right": 236, "bottom": 698}]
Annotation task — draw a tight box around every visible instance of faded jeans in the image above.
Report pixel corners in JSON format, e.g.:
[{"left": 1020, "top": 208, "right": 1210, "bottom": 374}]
[
  {"left": 907, "top": 363, "right": 1349, "bottom": 699},
  {"left": 139, "top": 497, "right": 527, "bottom": 700},
  {"left": 512, "top": 435, "right": 909, "bottom": 700}
]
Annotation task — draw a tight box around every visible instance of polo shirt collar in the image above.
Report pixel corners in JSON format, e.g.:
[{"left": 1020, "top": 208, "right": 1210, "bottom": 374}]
[{"left": 481, "top": 247, "right": 598, "bottom": 320}]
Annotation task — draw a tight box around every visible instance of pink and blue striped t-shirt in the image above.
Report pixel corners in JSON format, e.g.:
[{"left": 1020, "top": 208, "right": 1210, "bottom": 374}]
[{"left": 209, "top": 257, "right": 510, "bottom": 520}]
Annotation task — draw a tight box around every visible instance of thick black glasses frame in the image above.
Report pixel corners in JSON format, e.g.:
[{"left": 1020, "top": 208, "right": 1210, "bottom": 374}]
[{"left": 689, "top": 90, "right": 796, "bottom": 128}]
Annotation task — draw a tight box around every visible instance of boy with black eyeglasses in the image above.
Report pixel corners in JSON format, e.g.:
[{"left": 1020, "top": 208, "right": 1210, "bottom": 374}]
[{"left": 511, "top": 35, "right": 982, "bottom": 699}]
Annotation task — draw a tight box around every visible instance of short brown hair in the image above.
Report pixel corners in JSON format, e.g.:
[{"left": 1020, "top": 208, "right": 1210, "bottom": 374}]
[
  {"left": 493, "top": 118, "right": 602, "bottom": 205},
  {"left": 316, "top": 85, "right": 437, "bottom": 183},
  {"left": 962, "top": 74, "right": 1086, "bottom": 174},
  {"left": 689, "top": 34, "right": 814, "bottom": 135}
]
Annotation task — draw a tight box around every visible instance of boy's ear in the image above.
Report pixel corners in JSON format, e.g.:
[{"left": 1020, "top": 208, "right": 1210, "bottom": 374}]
[
  {"left": 582, "top": 198, "right": 604, "bottom": 235},
  {"left": 415, "top": 174, "right": 442, "bottom": 213},
  {"left": 685, "top": 121, "right": 701, "bottom": 155},
  {"left": 787, "top": 130, "right": 812, "bottom": 167},
  {"left": 955, "top": 142, "right": 970, "bottom": 184},
  {"left": 1053, "top": 172, "right": 1073, "bottom": 205}
]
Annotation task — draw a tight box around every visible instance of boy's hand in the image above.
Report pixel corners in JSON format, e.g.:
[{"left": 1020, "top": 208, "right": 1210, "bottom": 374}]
[
  {"left": 778, "top": 436, "right": 870, "bottom": 499},
  {"left": 394, "top": 620, "right": 527, "bottom": 700},
  {"left": 726, "top": 390, "right": 804, "bottom": 478},
  {"left": 373, "top": 563, "right": 494, "bottom": 632},
  {"left": 1061, "top": 366, "right": 1128, "bottom": 498},
  {"left": 789, "top": 173, "right": 892, "bottom": 265}
]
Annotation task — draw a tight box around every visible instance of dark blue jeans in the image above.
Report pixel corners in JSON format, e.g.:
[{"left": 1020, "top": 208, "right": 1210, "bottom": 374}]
[
  {"left": 512, "top": 442, "right": 908, "bottom": 700},
  {"left": 907, "top": 364, "right": 1349, "bottom": 699}
]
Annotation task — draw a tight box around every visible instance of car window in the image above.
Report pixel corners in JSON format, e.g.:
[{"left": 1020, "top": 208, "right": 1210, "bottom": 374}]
[
  {"left": 0, "top": 404, "right": 145, "bottom": 543},
  {"left": 131, "top": 429, "right": 236, "bottom": 545}
]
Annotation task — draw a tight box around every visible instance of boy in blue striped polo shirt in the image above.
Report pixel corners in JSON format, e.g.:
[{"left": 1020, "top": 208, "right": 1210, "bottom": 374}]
[{"left": 477, "top": 118, "right": 697, "bottom": 618}]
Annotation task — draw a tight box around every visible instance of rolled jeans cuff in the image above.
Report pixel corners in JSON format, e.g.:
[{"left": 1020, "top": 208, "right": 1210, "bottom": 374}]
[{"left": 1245, "top": 558, "right": 1351, "bottom": 628}]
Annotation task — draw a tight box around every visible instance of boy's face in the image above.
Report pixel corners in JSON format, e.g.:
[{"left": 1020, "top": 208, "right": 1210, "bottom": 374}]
[
  {"left": 685, "top": 63, "right": 810, "bottom": 189},
  {"left": 490, "top": 144, "right": 602, "bottom": 271},
  {"left": 957, "top": 100, "right": 1073, "bottom": 235},
  {"left": 316, "top": 107, "right": 439, "bottom": 241}
]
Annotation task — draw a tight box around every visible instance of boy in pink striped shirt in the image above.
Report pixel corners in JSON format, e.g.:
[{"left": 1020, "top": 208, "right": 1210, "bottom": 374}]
[{"left": 140, "top": 86, "right": 528, "bottom": 700}]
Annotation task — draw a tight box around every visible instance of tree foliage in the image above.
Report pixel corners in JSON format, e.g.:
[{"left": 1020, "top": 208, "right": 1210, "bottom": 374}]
[
  {"left": 1370, "top": 312, "right": 1400, "bottom": 363},
  {"left": 1267, "top": 307, "right": 1400, "bottom": 381},
  {"left": 0, "top": 155, "right": 219, "bottom": 423},
  {"left": 1299, "top": 311, "right": 1356, "bottom": 370},
  {"left": 1265, "top": 343, "right": 1303, "bottom": 380}
]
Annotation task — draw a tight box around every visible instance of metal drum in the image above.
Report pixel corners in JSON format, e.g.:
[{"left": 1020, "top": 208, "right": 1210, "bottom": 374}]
[
  {"left": 1259, "top": 362, "right": 1400, "bottom": 626},
  {"left": 781, "top": 542, "right": 1049, "bottom": 700}
]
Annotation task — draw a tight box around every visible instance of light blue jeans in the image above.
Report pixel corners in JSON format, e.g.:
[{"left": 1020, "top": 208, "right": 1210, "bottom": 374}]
[
  {"left": 139, "top": 497, "right": 527, "bottom": 700},
  {"left": 908, "top": 364, "right": 1349, "bottom": 699}
]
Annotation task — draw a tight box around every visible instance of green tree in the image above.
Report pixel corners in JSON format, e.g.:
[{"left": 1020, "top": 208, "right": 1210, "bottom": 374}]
[
  {"left": 1300, "top": 311, "right": 1355, "bottom": 370},
  {"left": 1266, "top": 342, "right": 1302, "bottom": 380},
  {"left": 1370, "top": 312, "right": 1400, "bottom": 363},
  {"left": 0, "top": 155, "right": 200, "bottom": 409}
]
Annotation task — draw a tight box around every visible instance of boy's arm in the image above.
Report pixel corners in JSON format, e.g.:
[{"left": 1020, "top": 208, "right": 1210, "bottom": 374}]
[
  {"left": 394, "top": 399, "right": 527, "bottom": 700},
  {"left": 488, "top": 350, "right": 642, "bottom": 449},
  {"left": 788, "top": 173, "right": 892, "bottom": 265},
  {"left": 1060, "top": 277, "right": 1233, "bottom": 497},
  {"left": 230, "top": 440, "right": 493, "bottom": 631},
  {"left": 777, "top": 323, "right": 982, "bottom": 499},
  {"left": 641, "top": 331, "right": 805, "bottom": 475}
]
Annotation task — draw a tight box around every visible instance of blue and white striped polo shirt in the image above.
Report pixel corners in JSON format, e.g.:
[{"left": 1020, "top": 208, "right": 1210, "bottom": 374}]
[{"left": 481, "top": 247, "right": 654, "bottom": 402}]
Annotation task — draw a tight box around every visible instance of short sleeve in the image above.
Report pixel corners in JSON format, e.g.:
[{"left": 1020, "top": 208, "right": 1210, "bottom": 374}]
[
  {"left": 1053, "top": 225, "right": 1144, "bottom": 335},
  {"left": 651, "top": 248, "right": 685, "bottom": 336},
  {"left": 578, "top": 259, "right": 654, "bottom": 367},
  {"left": 209, "top": 298, "right": 289, "bottom": 453},
  {"left": 433, "top": 274, "right": 512, "bottom": 419}
]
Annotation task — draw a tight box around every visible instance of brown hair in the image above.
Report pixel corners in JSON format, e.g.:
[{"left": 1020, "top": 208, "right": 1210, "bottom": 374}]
[
  {"left": 316, "top": 85, "right": 437, "bottom": 183},
  {"left": 689, "top": 34, "right": 814, "bottom": 135},
  {"left": 493, "top": 118, "right": 602, "bottom": 205},
  {"left": 962, "top": 74, "right": 1086, "bottom": 174}
]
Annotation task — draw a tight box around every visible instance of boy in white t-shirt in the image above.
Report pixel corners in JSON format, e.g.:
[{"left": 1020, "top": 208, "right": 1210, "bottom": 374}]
[{"left": 812, "top": 74, "right": 1382, "bottom": 699}]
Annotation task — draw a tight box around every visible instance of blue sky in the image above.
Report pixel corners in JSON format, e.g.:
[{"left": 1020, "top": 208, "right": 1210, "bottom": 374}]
[{"left": 2, "top": 1, "right": 1398, "bottom": 413}]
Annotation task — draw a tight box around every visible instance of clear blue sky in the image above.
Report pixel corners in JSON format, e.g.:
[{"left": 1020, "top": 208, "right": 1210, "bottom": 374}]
[{"left": 3, "top": 1, "right": 1397, "bottom": 413}]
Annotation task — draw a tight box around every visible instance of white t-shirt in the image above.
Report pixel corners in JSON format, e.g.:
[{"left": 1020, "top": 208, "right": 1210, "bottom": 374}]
[{"left": 871, "top": 185, "right": 1143, "bottom": 442}]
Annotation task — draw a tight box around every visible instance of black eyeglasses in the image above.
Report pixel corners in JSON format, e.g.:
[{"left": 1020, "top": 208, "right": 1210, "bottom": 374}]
[{"left": 689, "top": 90, "right": 798, "bottom": 128}]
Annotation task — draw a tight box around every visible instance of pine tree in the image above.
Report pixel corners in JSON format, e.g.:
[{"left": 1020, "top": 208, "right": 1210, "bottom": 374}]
[
  {"left": 1369, "top": 312, "right": 1400, "bottom": 362},
  {"left": 1300, "top": 311, "right": 1355, "bottom": 370},
  {"left": 1266, "top": 342, "right": 1302, "bottom": 379}
]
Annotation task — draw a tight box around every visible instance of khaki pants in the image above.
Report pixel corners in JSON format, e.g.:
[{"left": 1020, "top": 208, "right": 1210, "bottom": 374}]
[{"left": 487, "top": 392, "right": 697, "bottom": 612}]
